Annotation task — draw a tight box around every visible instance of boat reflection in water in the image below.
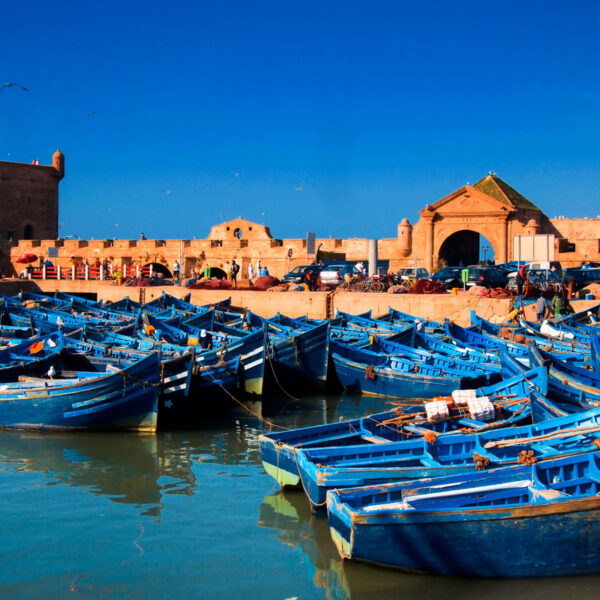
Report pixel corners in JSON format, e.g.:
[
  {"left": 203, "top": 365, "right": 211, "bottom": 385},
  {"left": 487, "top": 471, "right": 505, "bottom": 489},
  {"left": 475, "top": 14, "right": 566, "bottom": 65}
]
[
  {"left": 0, "top": 430, "right": 199, "bottom": 519},
  {"left": 259, "top": 488, "right": 600, "bottom": 600}
]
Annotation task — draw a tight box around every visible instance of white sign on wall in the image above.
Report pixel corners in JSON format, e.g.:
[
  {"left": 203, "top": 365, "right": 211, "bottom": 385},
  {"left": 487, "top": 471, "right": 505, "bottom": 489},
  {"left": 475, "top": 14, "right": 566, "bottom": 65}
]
[{"left": 513, "top": 234, "right": 555, "bottom": 262}]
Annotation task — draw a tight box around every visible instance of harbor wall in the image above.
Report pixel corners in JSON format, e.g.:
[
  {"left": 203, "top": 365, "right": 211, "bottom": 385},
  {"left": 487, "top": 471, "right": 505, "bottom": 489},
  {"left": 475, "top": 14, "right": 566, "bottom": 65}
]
[{"left": 2, "top": 279, "right": 598, "bottom": 325}]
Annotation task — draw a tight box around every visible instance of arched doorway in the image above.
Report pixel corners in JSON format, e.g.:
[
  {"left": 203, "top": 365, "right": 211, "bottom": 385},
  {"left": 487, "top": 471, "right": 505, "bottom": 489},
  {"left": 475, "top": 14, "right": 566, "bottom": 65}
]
[
  {"left": 143, "top": 262, "right": 173, "bottom": 278},
  {"left": 438, "top": 230, "right": 495, "bottom": 267},
  {"left": 23, "top": 224, "right": 34, "bottom": 240}
]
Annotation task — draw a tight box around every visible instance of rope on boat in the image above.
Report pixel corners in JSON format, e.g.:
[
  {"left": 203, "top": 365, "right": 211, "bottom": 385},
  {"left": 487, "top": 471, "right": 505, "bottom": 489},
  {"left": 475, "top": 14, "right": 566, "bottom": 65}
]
[
  {"left": 262, "top": 329, "right": 301, "bottom": 403},
  {"left": 473, "top": 452, "right": 490, "bottom": 470},
  {"left": 204, "top": 367, "right": 290, "bottom": 430},
  {"left": 292, "top": 447, "right": 328, "bottom": 509},
  {"left": 484, "top": 424, "right": 600, "bottom": 448},
  {"left": 518, "top": 450, "right": 537, "bottom": 465}
]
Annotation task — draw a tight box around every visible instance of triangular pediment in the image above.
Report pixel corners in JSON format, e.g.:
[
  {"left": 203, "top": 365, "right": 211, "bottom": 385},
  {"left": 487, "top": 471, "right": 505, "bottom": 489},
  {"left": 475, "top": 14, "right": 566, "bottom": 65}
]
[{"left": 422, "top": 186, "right": 514, "bottom": 216}]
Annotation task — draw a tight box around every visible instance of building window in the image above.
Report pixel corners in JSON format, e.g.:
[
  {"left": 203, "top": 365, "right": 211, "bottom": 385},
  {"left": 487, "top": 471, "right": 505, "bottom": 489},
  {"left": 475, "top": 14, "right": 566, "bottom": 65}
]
[
  {"left": 233, "top": 228, "right": 242, "bottom": 239},
  {"left": 23, "top": 225, "right": 34, "bottom": 240},
  {"left": 211, "top": 240, "right": 222, "bottom": 248}
]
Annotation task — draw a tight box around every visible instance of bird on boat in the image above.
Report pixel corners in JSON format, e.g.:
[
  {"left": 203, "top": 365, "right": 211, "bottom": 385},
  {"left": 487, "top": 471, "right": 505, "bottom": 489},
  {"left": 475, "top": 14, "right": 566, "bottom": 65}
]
[
  {"left": 0, "top": 82, "right": 29, "bottom": 93},
  {"left": 47, "top": 365, "right": 56, "bottom": 379}
]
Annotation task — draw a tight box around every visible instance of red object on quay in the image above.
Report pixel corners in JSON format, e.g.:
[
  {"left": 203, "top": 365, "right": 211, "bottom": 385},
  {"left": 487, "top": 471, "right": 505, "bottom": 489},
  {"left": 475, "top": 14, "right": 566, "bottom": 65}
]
[{"left": 16, "top": 253, "right": 38, "bottom": 264}]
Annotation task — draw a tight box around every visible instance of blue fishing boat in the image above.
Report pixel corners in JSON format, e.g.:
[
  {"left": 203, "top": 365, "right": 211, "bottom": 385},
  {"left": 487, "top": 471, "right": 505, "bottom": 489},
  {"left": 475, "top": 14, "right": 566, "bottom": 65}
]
[
  {"left": 528, "top": 343, "right": 600, "bottom": 407},
  {"left": 63, "top": 333, "right": 195, "bottom": 422},
  {"left": 446, "top": 319, "right": 589, "bottom": 363},
  {"left": 326, "top": 450, "right": 600, "bottom": 577},
  {"left": 518, "top": 316, "right": 592, "bottom": 345},
  {"left": 294, "top": 398, "right": 600, "bottom": 510},
  {"left": 389, "top": 325, "right": 500, "bottom": 366},
  {"left": 0, "top": 331, "right": 65, "bottom": 382},
  {"left": 383, "top": 307, "right": 443, "bottom": 332},
  {"left": 259, "top": 367, "right": 547, "bottom": 488},
  {"left": 247, "top": 312, "right": 330, "bottom": 389},
  {"left": 362, "top": 334, "right": 502, "bottom": 375},
  {"left": 330, "top": 338, "right": 499, "bottom": 398},
  {"left": 0, "top": 352, "right": 160, "bottom": 431}
]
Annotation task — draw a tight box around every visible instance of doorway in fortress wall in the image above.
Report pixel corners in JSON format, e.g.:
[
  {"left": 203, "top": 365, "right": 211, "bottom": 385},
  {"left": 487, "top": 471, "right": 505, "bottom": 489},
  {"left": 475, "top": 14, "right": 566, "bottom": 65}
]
[{"left": 437, "top": 230, "right": 496, "bottom": 267}]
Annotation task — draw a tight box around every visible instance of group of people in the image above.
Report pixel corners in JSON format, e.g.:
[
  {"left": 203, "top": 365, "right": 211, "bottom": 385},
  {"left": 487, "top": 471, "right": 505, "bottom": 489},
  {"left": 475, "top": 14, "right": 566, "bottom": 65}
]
[{"left": 240, "top": 259, "right": 269, "bottom": 286}]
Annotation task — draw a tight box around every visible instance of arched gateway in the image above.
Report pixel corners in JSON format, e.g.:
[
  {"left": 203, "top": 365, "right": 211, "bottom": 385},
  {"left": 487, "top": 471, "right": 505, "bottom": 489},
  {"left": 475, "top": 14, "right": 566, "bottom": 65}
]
[
  {"left": 437, "top": 230, "right": 491, "bottom": 267},
  {"left": 410, "top": 174, "right": 544, "bottom": 272}
]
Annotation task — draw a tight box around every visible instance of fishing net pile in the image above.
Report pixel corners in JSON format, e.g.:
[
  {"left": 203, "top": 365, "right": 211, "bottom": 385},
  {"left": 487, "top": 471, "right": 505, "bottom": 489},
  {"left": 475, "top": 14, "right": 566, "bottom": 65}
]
[{"left": 407, "top": 279, "right": 447, "bottom": 294}]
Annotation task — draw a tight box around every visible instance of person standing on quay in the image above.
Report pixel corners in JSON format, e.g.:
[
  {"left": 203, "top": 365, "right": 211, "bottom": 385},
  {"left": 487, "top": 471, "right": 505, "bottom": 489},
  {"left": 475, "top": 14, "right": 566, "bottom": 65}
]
[
  {"left": 248, "top": 262, "right": 255, "bottom": 285},
  {"left": 173, "top": 260, "right": 180, "bottom": 280},
  {"left": 231, "top": 260, "right": 240, "bottom": 288}
]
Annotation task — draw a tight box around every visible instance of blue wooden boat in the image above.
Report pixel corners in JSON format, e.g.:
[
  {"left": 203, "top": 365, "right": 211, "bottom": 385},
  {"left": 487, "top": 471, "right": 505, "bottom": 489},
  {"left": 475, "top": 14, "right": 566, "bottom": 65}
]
[
  {"left": 591, "top": 336, "right": 600, "bottom": 372},
  {"left": 557, "top": 301, "right": 600, "bottom": 326},
  {"left": 528, "top": 343, "right": 600, "bottom": 408},
  {"left": 79, "top": 322, "right": 266, "bottom": 397},
  {"left": 326, "top": 450, "right": 600, "bottom": 577},
  {"left": 247, "top": 312, "right": 330, "bottom": 388},
  {"left": 384, "top": 307, "right": 443, "bottom": 332},
  {"left": 51, "top": 291, "right": 130, "bottom": 323},
  {"left": 0, "top": 352, "right": 160, "bottom": 431},
  {"left": 0, "top": 331, "right": 65, "bottom": 382},
  {"left": 4, "top": 302, "right": 127, "bottom": 332},
  {"left": 390, "top": 325, "right": 500, "bottom": 367},
  {"left": 361, "top": 334, "right": 502, "bottom": 375},
  {"left": 294, "top": 397, "right": 600, "bottom": 510},
  {"left": 330, "top": 338, "right": 499, "bottom": 398},
  {"left": 518, "top": 316, "right": 592, "bottom": 345},
  {"left": 446, "top": 319, "right": 589, "bottom": 363},
  {"left": 259, "top": 367, "right": 547, "bottom": 488},
  {"left": 63, "top": 332, "right": 195, "bottom": 422}
]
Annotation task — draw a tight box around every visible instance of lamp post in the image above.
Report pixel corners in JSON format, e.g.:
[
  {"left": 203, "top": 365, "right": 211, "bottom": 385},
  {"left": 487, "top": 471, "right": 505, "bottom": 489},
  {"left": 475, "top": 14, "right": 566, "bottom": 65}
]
[{"left": 482, "top": 245, "right": 490, "bottom": 264}]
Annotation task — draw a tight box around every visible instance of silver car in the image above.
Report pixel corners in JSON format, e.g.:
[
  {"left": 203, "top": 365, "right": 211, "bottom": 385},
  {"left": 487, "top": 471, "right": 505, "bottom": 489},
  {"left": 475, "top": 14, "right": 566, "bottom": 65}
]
[{"left": 319, "top": 264, "right": 357, "bottom": 285}]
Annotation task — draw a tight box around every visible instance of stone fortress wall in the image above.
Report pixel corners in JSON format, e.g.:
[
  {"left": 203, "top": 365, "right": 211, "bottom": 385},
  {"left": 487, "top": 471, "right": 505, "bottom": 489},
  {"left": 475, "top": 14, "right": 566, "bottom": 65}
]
[{"left": 3, "top": 153, "right": 600, "bottom": 279}]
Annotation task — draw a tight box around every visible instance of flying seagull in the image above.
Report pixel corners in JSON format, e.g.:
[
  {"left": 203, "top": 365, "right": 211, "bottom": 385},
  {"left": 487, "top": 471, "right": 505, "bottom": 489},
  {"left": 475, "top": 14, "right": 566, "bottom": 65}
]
[{"left": 0, "top": 82, "right": 28, "bottom": 93}]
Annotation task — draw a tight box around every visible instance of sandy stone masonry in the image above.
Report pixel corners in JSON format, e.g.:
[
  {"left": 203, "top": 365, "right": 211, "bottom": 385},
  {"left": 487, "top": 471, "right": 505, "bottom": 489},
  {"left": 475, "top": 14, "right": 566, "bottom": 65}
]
[{"left": 3, "top": 155, "right": 600, "bottom": 277}]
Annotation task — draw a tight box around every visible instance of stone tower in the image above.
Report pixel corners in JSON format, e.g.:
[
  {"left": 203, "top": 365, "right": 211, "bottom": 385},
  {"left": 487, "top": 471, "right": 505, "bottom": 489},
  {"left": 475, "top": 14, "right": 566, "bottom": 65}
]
[
  {"left": 53, "top": 149, "right": 65, "bottom": 179},
  {"left": 397, "top": 218, "right": 413, "bottom": 257}
]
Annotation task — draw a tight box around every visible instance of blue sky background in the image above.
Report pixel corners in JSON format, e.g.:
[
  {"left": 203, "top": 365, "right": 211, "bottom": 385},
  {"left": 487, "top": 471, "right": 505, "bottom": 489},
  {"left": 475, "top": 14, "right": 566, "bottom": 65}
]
[{"left": 1, "top": 1, "right": 599, "bottom": 242}]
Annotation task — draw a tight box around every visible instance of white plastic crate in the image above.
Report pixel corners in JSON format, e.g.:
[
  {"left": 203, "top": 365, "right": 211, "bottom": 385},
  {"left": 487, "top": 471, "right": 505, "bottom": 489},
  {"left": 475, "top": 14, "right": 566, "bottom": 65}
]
[
  {"left": 451, "top": 388, "right": 477, "bottom": 407},
  {"left": 467, "top": 396, "right": 495, "bottom": 422},
  {"left": 425, "top": 400, "right": 450, "bottom": 422}
]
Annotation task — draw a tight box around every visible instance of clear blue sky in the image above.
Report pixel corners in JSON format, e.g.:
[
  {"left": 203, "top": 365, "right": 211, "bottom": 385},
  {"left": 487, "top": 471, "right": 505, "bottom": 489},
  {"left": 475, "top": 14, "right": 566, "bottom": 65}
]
[{"left": 1, "top": 1, "right": 599, "bottom": 242}]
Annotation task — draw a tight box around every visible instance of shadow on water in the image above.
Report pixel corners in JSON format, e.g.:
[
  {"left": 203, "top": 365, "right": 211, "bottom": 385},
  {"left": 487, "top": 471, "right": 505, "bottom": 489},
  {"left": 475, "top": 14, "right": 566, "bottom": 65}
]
[
  {"left": 3, "top": 391, "right": 600, "bottom": 598},
  {"left": 258, "top": 488, "right": 600, "bottom": 600}
]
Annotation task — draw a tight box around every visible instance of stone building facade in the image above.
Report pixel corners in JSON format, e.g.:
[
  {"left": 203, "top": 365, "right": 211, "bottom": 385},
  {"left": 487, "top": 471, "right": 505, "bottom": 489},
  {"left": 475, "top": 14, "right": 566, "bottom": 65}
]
[
  {"left": 6, "top": 164, "right": 600, "bottom": 279},
  {"left": 0, "top": 151, "right": 64, "bottom": 273}
]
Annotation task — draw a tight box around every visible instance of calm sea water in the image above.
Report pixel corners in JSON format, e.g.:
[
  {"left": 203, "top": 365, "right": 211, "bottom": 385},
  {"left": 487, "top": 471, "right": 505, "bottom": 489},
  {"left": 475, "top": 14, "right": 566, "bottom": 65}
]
[{"left": 1, "top": 392, "right": 600, "bottom": 599}]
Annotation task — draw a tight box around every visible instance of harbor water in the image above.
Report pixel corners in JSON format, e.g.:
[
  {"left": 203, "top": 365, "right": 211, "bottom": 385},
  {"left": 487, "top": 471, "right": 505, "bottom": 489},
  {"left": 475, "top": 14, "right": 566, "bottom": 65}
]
[{"left": 1, "top": 392, "right": 600, "bottom": 599}]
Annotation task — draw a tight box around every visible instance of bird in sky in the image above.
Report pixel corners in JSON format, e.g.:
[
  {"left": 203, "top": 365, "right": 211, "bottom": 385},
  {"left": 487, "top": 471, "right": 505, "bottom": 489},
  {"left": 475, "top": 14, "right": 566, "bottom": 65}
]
[
  {"left": 0, "top": 82, "right": 28, "bottom": 93},
  {"left": 88, "top": 111, "right": 95, "bottom": 116},
  {"left": 295, "top": 185, "right": 304, "bottom": 191}
]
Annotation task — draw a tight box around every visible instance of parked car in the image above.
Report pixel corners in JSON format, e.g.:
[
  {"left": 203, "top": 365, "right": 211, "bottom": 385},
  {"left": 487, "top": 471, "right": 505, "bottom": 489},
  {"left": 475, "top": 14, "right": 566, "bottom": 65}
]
[
  {"left": 319, "top": 264, "right": 357, "bottom": 286},
  {"left": 464, "top": 265, "right": 509, "bottom": 288},
  {"left": 281, "top": 264, "right": 323, "bottom": 284},
  {"left": 562, "top": 268, "right": 600, "bottom": 292},
  {"left": 430, "top": 266, "right": 464, "bottom": 290},
  {"left": 506, "top": 269, "right": 562, "bottom": 292},
  {"left": 508, "top": 261, "right": 563, "bottom": 279},
  {"left": 397, "top": 267, "right": 430, "bottom": 281}
]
